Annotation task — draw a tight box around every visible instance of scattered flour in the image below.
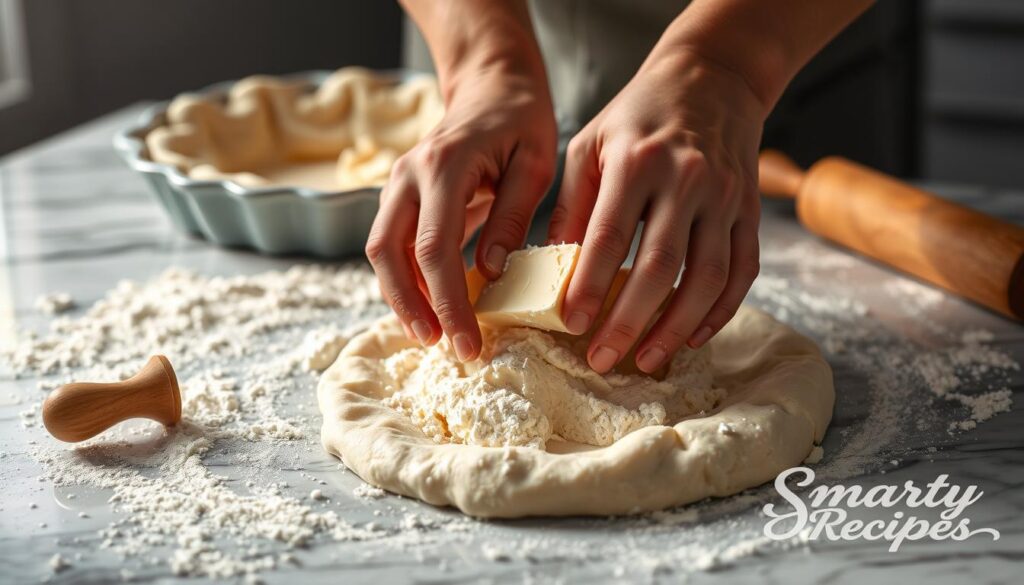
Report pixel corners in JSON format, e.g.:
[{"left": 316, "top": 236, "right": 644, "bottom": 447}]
[
  {"left": 750, "top": 241, "right": 1018, "bottom": 480},
  {"left": 353, "top": 484, "right": 387, "bottom": 499},
  {"left": 6, "top": 265, "right": 388, "bottom": 580},
  {"left": 2, "top": 241, "right": 1018, "bottom": 582},
  {"left": 883, "top": 278, "right": 946, "bottom": 312},
  {"left": 300, "top": 326, "right": 360, "bottom": 373},
  {"left": 760, "top": 240, "right": 859, "bottom": 270},
  {"left": 9, "top": 266, "right": 379, "bottom": 380},
  {"left": 48, "top": 553, "right": 70, "bottom": 573},
  {"left": 911, "top": 335, "right": 1017, "bottom": 431},
  {"left": 34, "top": 292, "right": 75, "bottom": 315},
  {"left": 946, "top": 388, "right": 1013, "bottom": 431}
]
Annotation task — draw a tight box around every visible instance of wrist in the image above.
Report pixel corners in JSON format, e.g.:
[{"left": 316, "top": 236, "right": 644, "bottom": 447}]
[
  {"left": 639, "top": 46, "right": 773, "bottom": 122},
  {"left": 650, "top": 19, "right": 794, "bottom": 117},
  {"left": 443, "top": 45, "right": 548, "bottom": 102},
  {"left": 401, "top": 0, "right": 548, "bottom": 102}
]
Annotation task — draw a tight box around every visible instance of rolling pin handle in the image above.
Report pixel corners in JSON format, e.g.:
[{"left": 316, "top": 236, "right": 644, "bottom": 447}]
[{"left": 758, "top": 149, "right": 805, "bottom": 199}]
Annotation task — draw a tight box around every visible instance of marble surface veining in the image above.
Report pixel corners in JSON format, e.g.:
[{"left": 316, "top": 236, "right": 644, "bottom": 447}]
[{"left": 0, "top": 105, "right": 1022, "bottom": 584}]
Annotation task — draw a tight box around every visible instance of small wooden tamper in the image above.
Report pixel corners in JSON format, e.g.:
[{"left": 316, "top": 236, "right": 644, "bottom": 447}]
[{"left": 42, "top": 355, "right": 181, "bottom": 442}]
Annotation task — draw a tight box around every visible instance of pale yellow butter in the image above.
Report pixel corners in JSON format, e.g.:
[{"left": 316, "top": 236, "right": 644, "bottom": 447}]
[{"left": 474, "top": 244, "right": 581, "bottom": 332}]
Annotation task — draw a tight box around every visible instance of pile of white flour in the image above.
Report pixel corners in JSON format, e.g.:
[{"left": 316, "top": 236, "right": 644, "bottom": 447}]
[
  {"left": 383, "top": 326, "right": 721, "bottom": 449},
  {"left": 3, "top": 243, "right": 1019, "bottom": 581}
]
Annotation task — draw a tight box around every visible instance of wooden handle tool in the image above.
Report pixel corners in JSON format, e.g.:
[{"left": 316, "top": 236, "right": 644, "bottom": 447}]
[
  {"left": 42, "top": 355, "right": 182, "bottom": 442},
  {"left": 758, "top": 150, "right": 1024, "bottom": 320}
]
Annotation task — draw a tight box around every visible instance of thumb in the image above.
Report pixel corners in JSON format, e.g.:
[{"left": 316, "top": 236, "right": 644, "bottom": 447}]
[{"left": 474, "top": 149, "right": 554, "bottom": 279}]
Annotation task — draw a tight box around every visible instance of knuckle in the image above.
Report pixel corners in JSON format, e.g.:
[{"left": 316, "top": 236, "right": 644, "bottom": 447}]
[
  {"left": 515, "top": 150, "right": 556, "bottom": 193},
  {"left": 737, "top": 257, "right": 761, "bottom": 282},
  {"left": 414, "top": 227, "right": 449, "bottom": 268},
  {"left": 430, "top": 298, "right": 464, "bottom": 327},
  {"left": 364, "top": 234, "right": 390, "bottom": 266},
  {"left": 566, "top": 137, "right": 588, "bottom": 162},
  {"left": 549, "top": 203, "right": 570, "bottom": 229},
  {"left": 388, "top": 292, "right": 415, "bottom": 319},
  {"left": 490, "top": 207, "right": 532, "bottom": 243},
  {"left": 677, "top": 150, "right": 710, "bottom": 178},
  {"left": 587, "top": 221, "right": 631, "bottom": 261},
  {"left": 693, "top": 262, "right": 729, "bottom": 296},
  {"left": 628, "top": 140, "right": 672, "bottom": 168},
  {"left": 603, "top": 320, "right": 641, "bottom": 343},
  {"left": 653, "top": 323, "right": 688, "bottom": 350},
  {"left": 635, "top": 246, "right": 682, "bottom": 286},
  {"left": 390, "top": 154, "right": 412, "bottom": 176},
  {"left": 416, "top": 138, "right": 458, "bottom": 170},
  {"left": 575, "top": 281, "right": 612, "bottom": 307}
]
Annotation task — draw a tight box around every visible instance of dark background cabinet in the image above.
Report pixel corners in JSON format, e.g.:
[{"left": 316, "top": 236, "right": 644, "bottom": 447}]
[{"left": 922, "top": 0, "right": 1024, "bottom": 189}]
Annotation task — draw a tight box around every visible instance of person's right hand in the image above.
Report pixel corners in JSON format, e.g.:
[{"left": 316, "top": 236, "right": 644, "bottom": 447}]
[{"left": 365, "top": 63, "right": 557, "bottom": 363}]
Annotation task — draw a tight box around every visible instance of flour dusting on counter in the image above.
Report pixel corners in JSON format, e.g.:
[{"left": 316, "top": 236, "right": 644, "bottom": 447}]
[
  {"left": 3, "top": 239, "right": 1020, "bottom": 581},
  {"left": 7, "top": 265, "right": 389, "bottom": 580},
  {"left": 755, "top": 241, "right": 1019, "bottom": 479}
]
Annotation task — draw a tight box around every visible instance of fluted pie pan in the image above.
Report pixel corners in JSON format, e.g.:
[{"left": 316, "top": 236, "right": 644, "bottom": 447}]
[{"left": 114, "top": 69, "right": 437, "bottom": 258}]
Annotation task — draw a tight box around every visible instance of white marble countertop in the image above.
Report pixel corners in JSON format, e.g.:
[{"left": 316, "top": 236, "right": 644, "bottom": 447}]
[{"left": 1, "top": 105, "right": 1022, "bottom": 584}]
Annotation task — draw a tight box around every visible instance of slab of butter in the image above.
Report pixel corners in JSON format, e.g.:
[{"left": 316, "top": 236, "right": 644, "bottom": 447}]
[{"left": 474, "top": 244, "right": 581, "bottom": 332}]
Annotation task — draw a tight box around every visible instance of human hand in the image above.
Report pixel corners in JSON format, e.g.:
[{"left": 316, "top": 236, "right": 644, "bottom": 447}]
[
  {"left": 548, "top": 49, "right": 766, "bottom": 375},
  {"left": 366, "top": 63, "right": 557, "bottom": 362}
]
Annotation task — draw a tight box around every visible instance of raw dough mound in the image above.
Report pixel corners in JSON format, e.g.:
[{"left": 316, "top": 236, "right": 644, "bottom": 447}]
[
  {"left": 382, "top": 326, "right": 724, "bottom": 449},
  {"left": 318, "top": 306, "right": 835, "bottom": 518},
  {"left": 146, "top": 68, "right": 444, "bottom": 191}
]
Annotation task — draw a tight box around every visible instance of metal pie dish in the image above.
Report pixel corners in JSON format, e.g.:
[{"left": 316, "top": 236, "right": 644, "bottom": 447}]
[{"left": 114, "top": 70, "right": 430, "bottom": 258}]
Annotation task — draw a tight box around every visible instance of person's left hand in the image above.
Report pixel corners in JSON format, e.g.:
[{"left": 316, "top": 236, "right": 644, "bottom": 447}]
[{"left": 547, "top": 48, "right": 766, "bottom": 375}]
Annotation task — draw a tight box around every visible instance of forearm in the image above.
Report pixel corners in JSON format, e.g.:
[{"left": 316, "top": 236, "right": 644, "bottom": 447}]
[
  {"left": 400, "top": 0, "right": 547, "bottom": 100},
  {"left": 650, "top": 0, "right": 874, "bottom": 117}
]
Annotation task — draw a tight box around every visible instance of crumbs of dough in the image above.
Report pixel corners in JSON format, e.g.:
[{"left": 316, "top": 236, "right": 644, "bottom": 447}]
[
  {"left": 383, "top": 327, "right": 725, "bottom": 448},
  {"left": 803, "top": 445, "right": 824, "bottom": 464}
]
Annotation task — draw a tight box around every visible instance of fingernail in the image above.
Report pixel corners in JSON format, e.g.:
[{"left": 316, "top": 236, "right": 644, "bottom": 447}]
[
  {"left": 484, "top": 245, "right": 508, "bottom": 274},
  {"left": 590, "top": 345, "right": 619, "bottom": 373},
  {"left": 452, "top": 333, "right": 475, "bottom": 362},
  {"left": 689, "top": 326, "right": 714, "bottom": 348},
  {"left": 566, "top": 311, "right": 590, "bottom": 335},
  {"left": 411, "top": 319, "right": 433, "bottom": 345},
  {"left": 637, "top": 347, "right": 667, "bottom": 373}
]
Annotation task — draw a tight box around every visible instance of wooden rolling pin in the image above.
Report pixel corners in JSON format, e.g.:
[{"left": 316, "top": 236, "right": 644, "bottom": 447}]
[
  {"left": 759, "top": 150, "right": 1024, "bottom": 320},
  {"left": 42, "top": 355, "right": 181, "bottom": 442}
]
